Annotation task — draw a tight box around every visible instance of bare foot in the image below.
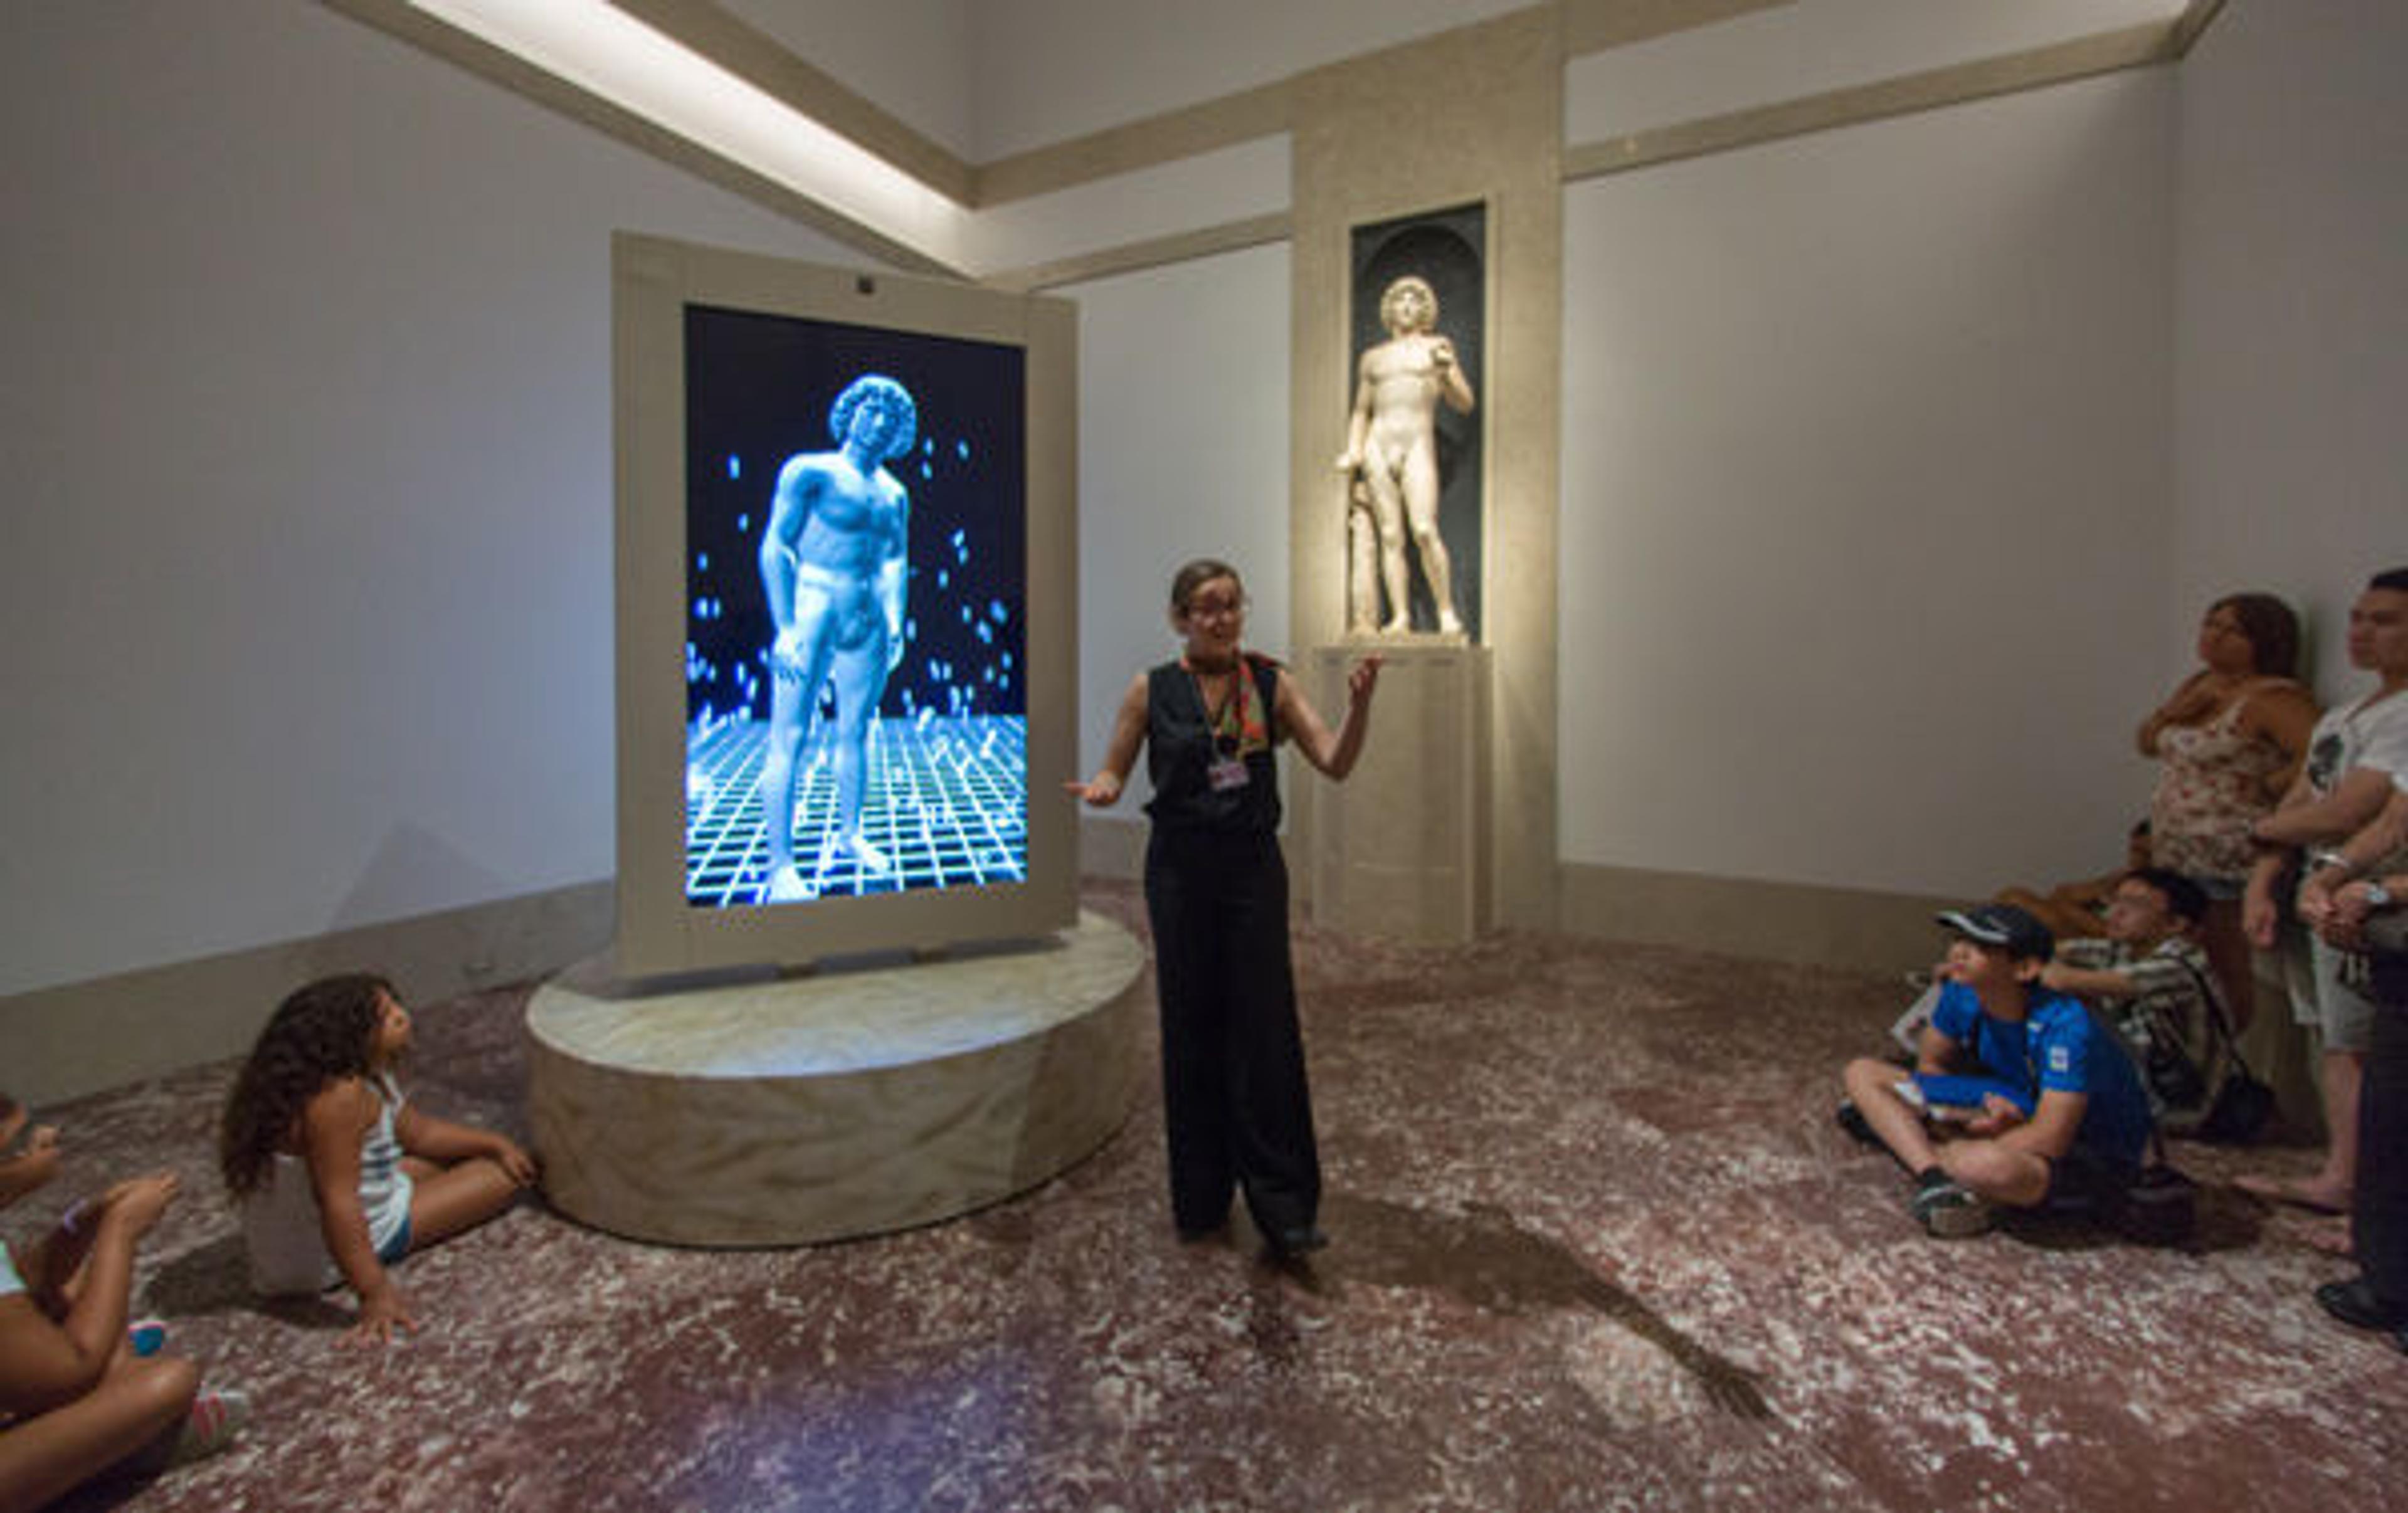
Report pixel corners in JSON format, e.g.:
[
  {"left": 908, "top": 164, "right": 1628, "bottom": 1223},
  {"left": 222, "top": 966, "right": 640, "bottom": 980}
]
[
  {"left": 2300, "top": 1218, "right": 2355, "bottom": 1258},
  {"left": 2234, "top": 1173, "right": 2351, "bottom": 1215}
]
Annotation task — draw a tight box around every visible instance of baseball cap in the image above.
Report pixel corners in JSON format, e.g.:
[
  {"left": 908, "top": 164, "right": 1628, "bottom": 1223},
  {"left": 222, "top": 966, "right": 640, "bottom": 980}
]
[{"left": 1934, "top": 902, "right": 2054, "bottom": 962}]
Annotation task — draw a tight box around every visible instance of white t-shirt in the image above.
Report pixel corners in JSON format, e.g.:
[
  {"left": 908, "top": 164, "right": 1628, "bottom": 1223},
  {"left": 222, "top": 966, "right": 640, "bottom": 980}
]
[
  {"left": 2305, "top": 686, "right": 2408, "bottom": 795},
  {"left": 2305, "top": 687, "right": 2408, "bottom": 877}
]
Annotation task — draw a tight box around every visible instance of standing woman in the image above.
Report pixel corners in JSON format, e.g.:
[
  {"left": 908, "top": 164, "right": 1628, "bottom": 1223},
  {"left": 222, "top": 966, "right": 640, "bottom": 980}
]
[
  {"left": 1068, "top": 560, "right": 1381, "bottom": 1258},
  {"left": 2140, "top": 593, "right": 2318, "bottom": 1023}
]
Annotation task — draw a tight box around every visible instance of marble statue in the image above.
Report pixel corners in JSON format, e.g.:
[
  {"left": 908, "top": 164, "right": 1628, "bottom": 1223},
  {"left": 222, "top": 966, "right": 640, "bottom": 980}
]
[
  {"left": 1336, "top": 275, "right": 1474, "bottom": 636},
  {"left": 757, "top": 373, "right": 916, "bottom": 902}
]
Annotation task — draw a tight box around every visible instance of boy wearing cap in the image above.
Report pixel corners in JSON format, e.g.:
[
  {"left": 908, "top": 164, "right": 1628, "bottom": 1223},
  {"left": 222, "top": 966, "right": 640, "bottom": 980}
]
[{"left": 1839, "top": 904, "right": 2157, "bottom": 1236}]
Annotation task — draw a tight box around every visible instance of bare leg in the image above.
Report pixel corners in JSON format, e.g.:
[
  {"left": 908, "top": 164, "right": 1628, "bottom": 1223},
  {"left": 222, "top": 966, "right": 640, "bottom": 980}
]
[
  {"left": 0, "top": 1354, "right": 198, "bottom": 1513},
  {"left": 2196, "top": 896, "right": 2255, "bottom": 1030},
  {"left": 760, "top": 675, "right": 809, "bottom": 879},
  {"left": 826, "top": 644, "right": 890, "bottom": 873},
  {"left": 2314, "top": 1048, "right": 2366, "bottom": 1198},
  {"left": 1938, "top": 1140, "right": 2052, "bottom": 1209},
  {"left": 1841, "top": 1058, "right": 1940, "bottom": 1173},
  {"left": 1366, "top": 464, "right": 1412, "bottom": 633},
  {"left": 760, "top": 609, "right": 836, "bottom": 899},
  {"left": 1400, "top": 444, "right": 1462, "bottom": 634},
  {"left": 404, "top": 1158, "right": 524, "bottom": 1251},
  {"left": 2237, "top": 1048, "right": 2363, "bottom": 1212}
]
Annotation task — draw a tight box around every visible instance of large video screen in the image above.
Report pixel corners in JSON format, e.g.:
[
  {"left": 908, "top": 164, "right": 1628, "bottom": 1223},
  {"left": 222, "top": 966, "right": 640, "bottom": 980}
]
[
  {"left": 680, "top": 307, "right": 1027, "bottom": 908},
  {"left": 613, "top": 235, "right": 1077, "bottom": 977}
]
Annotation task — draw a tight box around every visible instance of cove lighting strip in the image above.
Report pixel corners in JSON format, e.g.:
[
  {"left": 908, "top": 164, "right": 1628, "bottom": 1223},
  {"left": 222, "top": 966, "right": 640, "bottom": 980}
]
[{"left": 410, "top": 0, "right": 969, "bottom": 267}]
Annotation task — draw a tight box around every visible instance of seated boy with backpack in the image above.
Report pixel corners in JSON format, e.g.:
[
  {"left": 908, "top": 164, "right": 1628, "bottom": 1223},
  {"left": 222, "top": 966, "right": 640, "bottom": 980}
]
[{"left": 2041, "top": 867, "right": 2262, "bottom": 1141}]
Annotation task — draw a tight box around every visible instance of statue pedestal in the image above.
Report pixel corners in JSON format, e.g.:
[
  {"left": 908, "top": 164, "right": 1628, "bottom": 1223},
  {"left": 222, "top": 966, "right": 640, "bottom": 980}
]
[
  {"left": 525, "top": 910, "right": 1145, "bottom": 1246},
  {"left": 1306, "top": 641, "right": 1491, "bottom": 944}
]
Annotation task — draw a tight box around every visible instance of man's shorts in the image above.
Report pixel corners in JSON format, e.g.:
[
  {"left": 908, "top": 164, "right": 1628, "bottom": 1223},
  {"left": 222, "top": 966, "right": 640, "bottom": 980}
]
[{"left": 2281, "top": 929, "right": 2379, "bottom": 1053}]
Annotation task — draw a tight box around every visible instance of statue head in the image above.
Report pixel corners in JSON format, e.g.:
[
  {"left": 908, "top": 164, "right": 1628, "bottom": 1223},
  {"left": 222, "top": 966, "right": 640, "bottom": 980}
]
[
  {"left": 828, "top": 374, "right": 918, "bottom": 461},
  {"left": 1378, "top": 276, "right": 1438, "bottom": 335}
]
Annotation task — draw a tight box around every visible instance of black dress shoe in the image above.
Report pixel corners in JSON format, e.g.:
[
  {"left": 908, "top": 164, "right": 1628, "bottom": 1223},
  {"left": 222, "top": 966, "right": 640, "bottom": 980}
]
[
  {"left": 1267, "top": 1225, "right": 1328, "bottom": 1260},
  {"left": 2315, "top": 1278, "right": 2408, "bottom": 1332}
]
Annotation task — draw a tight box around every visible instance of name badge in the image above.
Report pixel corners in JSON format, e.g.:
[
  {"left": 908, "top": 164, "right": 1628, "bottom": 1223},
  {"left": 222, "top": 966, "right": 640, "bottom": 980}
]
[{"left": 1207, "top": 756, "right": 1250, "bottom": 792}]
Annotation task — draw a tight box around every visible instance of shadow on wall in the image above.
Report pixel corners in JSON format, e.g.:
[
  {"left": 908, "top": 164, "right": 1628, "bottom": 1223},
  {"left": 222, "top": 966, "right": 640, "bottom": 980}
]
[{"left": 324, "top": 823, "right": 515, "bottom": 936}]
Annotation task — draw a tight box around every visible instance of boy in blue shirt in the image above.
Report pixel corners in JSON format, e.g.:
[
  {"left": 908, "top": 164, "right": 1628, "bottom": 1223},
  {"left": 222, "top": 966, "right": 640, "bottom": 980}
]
[{"left": 1839, "top": 904, "right": 2157, "bottom": 1236}]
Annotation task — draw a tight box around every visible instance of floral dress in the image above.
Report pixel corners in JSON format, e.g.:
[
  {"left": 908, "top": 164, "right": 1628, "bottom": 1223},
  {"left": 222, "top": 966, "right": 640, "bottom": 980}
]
[{"left": 2149, "top": 678, "right": 2300, "bottom": 886}]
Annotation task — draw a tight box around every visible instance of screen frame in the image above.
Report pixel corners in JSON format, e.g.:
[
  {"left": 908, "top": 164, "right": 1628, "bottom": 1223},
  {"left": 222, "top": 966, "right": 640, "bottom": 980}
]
[{"left": 612, "top": 232, "right": 1078, "bottom": 977}]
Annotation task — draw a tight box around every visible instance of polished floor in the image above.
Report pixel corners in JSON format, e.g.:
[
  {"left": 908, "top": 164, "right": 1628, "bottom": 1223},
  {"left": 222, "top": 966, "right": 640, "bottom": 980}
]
[{"left": 28, "top": 882, "right": 2408, "bottom": 1511}]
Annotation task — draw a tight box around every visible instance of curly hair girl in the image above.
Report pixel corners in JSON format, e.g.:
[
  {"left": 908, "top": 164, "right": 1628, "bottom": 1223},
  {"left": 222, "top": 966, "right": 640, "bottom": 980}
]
[
  {"left": 219, "top": 973, "right": 537, "bottom": 1344},
  {"left": 218, "top": 973, "right": 389, "bottom": 1197}
]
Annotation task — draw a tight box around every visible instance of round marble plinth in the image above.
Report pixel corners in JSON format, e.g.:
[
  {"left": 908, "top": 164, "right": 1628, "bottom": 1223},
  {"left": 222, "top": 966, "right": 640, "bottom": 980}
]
[{"left": 526, "top": 910, "right": 1147, "bottom": 1247}]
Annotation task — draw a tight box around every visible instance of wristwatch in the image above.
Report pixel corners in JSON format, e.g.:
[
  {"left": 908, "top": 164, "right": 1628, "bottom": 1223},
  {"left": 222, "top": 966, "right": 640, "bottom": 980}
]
[{"left": 2368, "top": 881, "right": 2396, "bottom": 910}]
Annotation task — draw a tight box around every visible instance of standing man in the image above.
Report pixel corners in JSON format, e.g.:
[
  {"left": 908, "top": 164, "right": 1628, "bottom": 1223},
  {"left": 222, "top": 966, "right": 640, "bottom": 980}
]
[
  {"left": 2297, "top": 773, "right": 2408, "bottom": 1342},
  {"left": 2239, "top": 568, "right": 2408, "bottom": 1211},
  {"left": 757, "top": 374, "right": 916, "bottom": 902},
  {"left": 1336, "top": 275, "right": 1474, "bottom": 636}
]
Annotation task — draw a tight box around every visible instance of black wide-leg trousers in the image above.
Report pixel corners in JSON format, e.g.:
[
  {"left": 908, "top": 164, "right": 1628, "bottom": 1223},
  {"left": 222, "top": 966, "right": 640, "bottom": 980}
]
[
  {"left": 2355, "top": 973, "right": 2408, "bottom": 1308},
  {"left": 1144, "top": 826, "right": 1321, "bottom": 1239}
]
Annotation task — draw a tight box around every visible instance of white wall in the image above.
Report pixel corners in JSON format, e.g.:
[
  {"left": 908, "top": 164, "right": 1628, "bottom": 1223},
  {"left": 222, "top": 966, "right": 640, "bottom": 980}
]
[
  {"left": 2172, "top": 0, "right": 2408, "bottom": 701},
  {"left": 0, "top": 1, "right": 867, "bottom": 995},
  {"left": 1568, "top": 0, "right": 2185, "bottom": 144},
  {"left": 1057, "top": 244, "right": 1292, "bottom": 808},
  {"left": 1559, "top": 70, "right": 2175, "bottom": 898},
  {"left": 969, "top": 0, "right": 1528, "bottom": 158},
  {"left": 719, "top": 0, "right": 980, "bottom": 157},
  {"left": 966, "top": 135, "right": 1290, "bottom": 278}
]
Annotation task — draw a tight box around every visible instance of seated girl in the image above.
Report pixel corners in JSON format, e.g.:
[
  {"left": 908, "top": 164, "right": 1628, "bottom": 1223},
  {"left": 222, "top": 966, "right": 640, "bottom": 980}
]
[
  {"left": 219, "top": 974, "right": 537, "bottom": 1346},
  {"left": 1, "top": 1092, "right": 245, "bottom": 1510}
]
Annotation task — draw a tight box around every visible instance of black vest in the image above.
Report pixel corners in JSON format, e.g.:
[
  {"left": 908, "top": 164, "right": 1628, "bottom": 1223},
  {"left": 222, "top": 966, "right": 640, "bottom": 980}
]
[{"left": 1143, "top": 655, "right": 1283, "bottom": 834}]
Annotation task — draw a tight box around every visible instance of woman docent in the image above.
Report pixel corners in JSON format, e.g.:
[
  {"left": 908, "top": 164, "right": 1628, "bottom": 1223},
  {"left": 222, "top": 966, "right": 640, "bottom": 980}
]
[{"left": 1068, "top": 560, "right": 1381, "bottom": 1259}]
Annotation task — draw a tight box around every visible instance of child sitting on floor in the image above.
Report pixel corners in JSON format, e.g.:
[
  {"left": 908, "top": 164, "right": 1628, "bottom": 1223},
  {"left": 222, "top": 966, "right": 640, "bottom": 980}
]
[
  {"left": 2041, "top": 867, "right": 2246, "bottom": 1138},
  {"left": 1838, "top": 904, "right": 2157, "bottom": 1238},
  {"left": 1, "top": 1091, "right": 246, "bottom": 1509},
  {"left": 219, "top": 974, "right": 538, "bottom": 1345}
]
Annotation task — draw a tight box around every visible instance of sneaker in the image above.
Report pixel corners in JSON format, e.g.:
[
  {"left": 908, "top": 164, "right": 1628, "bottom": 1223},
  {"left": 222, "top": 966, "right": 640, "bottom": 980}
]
[
  {"left": 1835, "top": 1101, "right": 1881, "bottom": 1149},
  {"left": 1909, "top": 1172, "right": 1992, "bottom": 1238},
  {"left": 169, "top": 1389, "right": 249, "bottom": 1467},
  {"left": 127, "top": 1317, "right": 168, "bottom": 1358}
]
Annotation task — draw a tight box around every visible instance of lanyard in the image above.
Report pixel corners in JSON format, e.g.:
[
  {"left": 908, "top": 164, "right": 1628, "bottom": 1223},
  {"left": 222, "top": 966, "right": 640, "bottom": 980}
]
[{"left": 1186, "top": 655, "right": 1252, "bottom": 752}]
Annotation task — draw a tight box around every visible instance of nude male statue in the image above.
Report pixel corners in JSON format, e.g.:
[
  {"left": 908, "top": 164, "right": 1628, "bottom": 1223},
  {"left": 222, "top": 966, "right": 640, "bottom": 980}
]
[
  {"left": 756, "top": 374, "right": 916, "bottom": 902},
  {"left": 1336, "top": 275, "right": 1474, "bottom": 636}
]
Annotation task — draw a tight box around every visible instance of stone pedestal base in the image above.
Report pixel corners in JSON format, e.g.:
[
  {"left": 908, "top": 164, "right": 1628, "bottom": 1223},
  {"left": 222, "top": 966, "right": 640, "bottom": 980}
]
[
  {"left": 526, "top": 910, "right": 1146, "bottom": 1247},
  {"left": 1307, "top": 641, "right": 1491, "bottom": 944}
]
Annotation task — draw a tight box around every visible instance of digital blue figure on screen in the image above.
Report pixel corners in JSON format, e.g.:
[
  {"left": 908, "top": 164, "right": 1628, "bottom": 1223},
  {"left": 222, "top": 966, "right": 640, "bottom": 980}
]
[{"left": 757, "top": 374, "right": 917, "bottom": 902}]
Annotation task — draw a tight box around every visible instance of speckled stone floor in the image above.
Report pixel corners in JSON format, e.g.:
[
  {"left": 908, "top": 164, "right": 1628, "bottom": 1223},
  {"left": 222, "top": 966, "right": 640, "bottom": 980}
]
[{"left": 20, "top": 880, "right": 2407, "bottom": 1511}]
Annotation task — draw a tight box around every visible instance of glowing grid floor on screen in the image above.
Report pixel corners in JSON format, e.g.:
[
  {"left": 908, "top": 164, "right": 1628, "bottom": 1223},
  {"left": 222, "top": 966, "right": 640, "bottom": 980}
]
[{"left": 684, "top": 715, "right": 1027, "bottom": 906}]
